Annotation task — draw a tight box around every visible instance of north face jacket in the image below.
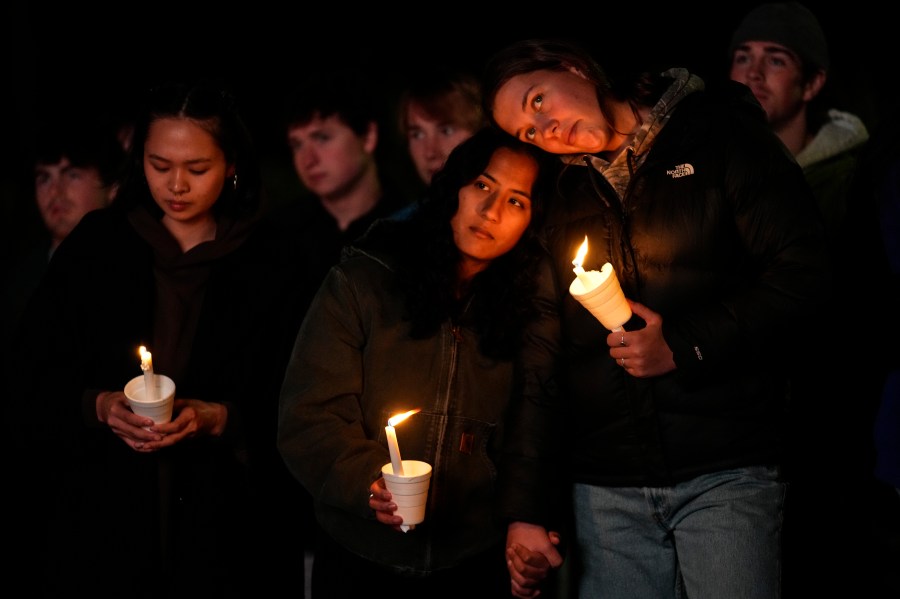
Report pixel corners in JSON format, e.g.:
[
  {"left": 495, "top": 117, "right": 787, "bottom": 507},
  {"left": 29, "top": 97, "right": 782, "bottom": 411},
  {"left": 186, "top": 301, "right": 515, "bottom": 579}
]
[{"left": 497, "top": 74, "right": 832, "bottom": 525}]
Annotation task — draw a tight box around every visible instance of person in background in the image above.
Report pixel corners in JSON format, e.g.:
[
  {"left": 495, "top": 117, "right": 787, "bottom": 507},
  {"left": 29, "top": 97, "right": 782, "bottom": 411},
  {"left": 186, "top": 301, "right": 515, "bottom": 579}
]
[
  {"left": 397, "top": 66, "right": 487, "bottom": 188},
  {"left": 32, "top": 119, "right": 125, "bottom": 256},
  {"left": 278, "top": 65, "right": 411, "bottom": 265},
  {"left": 269, "top": 64, "right": 417, "bottom": 575},
  {"left": 6, "top": 79, "right": 317, "bottom": 598},
  {"left": 729, "top": 5, "right": 887, "bottom": 596},
  {"left": 728, "top": 1, "right": 868, "bottom": 241},
  {"left": 278, "top": 127, "right": 559, "bottom": 599},
  {"left": 0, "top": 117, "right": 125, "bottom": 356},
  {"left": 483, "top": 37, "right": 831, "bottom": 599}
]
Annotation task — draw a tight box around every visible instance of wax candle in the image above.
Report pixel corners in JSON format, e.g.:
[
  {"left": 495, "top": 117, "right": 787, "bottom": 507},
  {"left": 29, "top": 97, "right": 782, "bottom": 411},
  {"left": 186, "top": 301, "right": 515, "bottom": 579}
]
[
  {"left": 139, "top": 345, "right": 157, "bottom": 402},
  {"left": 385, "top": 409, "right": 421, "bottom": 477},
  {"left": 385, "top": 425, "right": 403, "bottom": 475}
]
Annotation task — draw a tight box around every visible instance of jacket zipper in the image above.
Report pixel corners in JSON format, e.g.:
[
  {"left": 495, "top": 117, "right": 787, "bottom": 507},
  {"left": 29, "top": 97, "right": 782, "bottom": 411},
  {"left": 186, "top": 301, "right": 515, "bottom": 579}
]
[{"left": 582, "top": 151, "right": 644, "bottom": 300}]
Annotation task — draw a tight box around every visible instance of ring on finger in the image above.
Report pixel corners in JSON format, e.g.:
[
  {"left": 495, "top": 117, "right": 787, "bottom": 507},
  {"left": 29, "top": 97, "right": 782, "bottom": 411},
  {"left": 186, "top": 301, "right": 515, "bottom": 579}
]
[
  {"left": 620, "top": 357, "right": 626, "bottom": 367},
  {"left": 620, "top": 333, "right": 626, "bottom": 347}
]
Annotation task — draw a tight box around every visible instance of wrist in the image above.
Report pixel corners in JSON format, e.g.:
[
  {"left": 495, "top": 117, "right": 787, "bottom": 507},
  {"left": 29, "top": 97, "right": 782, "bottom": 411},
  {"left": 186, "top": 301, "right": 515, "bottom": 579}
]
[
  {"left": 210, "top": 402, "right": 228, "bottom": 437},
  {"left": 95, "top": 391, "right": 111, "bottom": 424}
]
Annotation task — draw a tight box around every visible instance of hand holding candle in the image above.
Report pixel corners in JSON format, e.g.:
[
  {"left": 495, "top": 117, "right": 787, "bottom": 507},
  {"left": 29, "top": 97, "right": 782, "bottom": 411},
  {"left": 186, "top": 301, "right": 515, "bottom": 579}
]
[
  {"left": 138, "top": 345, "right": 157, "bottom": 402},
  {"left": 382, "top": 409, "right": 428, "bottom": 532},
  {"left": 569, "top": 236, "right": 632, "bottom": 332}
]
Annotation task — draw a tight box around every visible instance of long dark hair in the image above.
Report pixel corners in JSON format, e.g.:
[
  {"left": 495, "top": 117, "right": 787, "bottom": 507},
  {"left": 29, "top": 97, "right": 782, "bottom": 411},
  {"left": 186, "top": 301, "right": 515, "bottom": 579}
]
[
  {"left": 115, "top": 79, "right": 262, "bottom": 219},
  {"left": 400, "top": 126, "right": 555, "bottom": 359}
]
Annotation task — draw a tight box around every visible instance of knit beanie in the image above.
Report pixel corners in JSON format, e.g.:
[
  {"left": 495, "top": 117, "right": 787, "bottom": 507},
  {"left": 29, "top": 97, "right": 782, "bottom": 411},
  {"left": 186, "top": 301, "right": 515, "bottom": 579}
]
[{"left": 729, "top": 2, "right": 829, "bottom": 72}]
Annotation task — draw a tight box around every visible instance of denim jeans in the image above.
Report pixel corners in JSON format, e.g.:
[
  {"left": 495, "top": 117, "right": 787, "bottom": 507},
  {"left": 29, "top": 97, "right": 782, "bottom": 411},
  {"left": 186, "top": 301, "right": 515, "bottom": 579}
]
[{"left": 572, "top": 466, "right": 784, "bottom": 599}]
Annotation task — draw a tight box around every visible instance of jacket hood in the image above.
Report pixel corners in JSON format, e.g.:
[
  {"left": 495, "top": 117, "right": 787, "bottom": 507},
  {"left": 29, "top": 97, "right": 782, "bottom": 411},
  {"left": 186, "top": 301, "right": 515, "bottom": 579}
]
[
  {"left": 569, "top": 68, "right": 706, "bottom": 200},
  {"left": 341, "top": 215, "right": 413, "bottom": 272},
  {"left": 796, "top": 109, "right": 869, "bottom": 168},
  {"left": 561, "top": 67, "right": 704, "bottom": 174}
]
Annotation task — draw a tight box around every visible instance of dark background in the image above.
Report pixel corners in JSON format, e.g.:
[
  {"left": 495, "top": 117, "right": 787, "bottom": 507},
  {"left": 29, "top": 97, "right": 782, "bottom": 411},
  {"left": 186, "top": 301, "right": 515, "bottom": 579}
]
[{"left": 1, "top": 1, "right": 887, "bottom": 249}]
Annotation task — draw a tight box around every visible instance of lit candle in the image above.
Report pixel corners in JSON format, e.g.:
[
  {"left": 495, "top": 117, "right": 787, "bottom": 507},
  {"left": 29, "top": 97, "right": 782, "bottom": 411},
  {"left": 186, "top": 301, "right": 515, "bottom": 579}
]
[
  {"left": 572, "top": 236, "right": 593, "bottom": 287},
  {"left": 569, "top": 236, "right": 631, "bottom": 332},
  {"left": 385, "top": 425, "right": 403, "bottom": 475},
  {"left": 385, "top": 409, "right": 420, "bottom": 476},
  {"left": 139, "top": 345, "right": 157, "bottom": 402}
]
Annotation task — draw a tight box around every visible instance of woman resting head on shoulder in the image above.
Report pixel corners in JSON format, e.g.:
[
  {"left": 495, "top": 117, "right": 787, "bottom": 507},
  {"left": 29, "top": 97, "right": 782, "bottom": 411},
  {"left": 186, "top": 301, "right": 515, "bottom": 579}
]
[
  {"left": 478, "top": 37, "right": 832, "bottom": 599},
  {"left": 482, "top": 37, "right": 665, "bottom": 160},
  {"left": 116, "top": 79, "right": 263, "bottom": 253}
]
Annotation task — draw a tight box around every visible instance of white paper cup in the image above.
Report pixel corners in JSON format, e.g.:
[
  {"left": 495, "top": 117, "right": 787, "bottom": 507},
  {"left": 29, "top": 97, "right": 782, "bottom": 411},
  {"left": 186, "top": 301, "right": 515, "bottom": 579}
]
[
  {"left": 569, "top": 263, "right": 632, "bottom": 331},
  {"left": 391, "top": 494, "right": 428, "bottom": 508},
  {"left": 382, "top": 460, "right": 432, "bottom": 529},
  {"left": 384, "top": 478, "right": 431, "bottom": 495},
  {"left": 124, "top": 374, "right": 176, "bottom": 425}
]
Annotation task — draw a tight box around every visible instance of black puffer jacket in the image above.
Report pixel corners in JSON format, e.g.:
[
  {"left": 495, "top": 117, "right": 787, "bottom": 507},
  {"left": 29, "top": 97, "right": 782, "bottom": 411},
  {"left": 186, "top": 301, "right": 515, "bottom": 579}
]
[{"left": 498, "top": 79, "right": 832, "bottom": 525}]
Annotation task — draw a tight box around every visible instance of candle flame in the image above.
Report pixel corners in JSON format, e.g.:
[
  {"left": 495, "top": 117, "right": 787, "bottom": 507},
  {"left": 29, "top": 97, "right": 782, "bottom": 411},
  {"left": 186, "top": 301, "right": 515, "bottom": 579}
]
[
  {"left": 139, "top": 346, "right": 152, "bottom": 370},
  {"left": 388, "top": 409, "right": 421, "bottom": 427},
  {"left": 573, "top": 236, "right": 588, "bottom": 268}
]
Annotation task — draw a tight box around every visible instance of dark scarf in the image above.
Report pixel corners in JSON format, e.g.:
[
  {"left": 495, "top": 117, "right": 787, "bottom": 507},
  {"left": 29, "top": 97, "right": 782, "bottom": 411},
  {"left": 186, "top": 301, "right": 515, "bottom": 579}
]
[{"left": 127, "top": 206, "right": 255, "bottom": 382}]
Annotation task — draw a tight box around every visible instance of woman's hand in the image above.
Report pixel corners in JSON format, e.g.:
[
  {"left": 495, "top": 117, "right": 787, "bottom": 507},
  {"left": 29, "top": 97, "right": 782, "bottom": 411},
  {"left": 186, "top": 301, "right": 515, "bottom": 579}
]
[
  {"left": 368, "top": 478, "right": 405, "bottom": 531},
  {"left": 607, "top": 300, "right": 676, "bottom": 378},
  {"left": 96, "top": 390, "right": 163, "bottom": 451},
  {"left": 132, "top": 399, "right": 227, "bottom": 452},
  {"left": 507, "top": 521, "right": 563, "bottom": 598}
]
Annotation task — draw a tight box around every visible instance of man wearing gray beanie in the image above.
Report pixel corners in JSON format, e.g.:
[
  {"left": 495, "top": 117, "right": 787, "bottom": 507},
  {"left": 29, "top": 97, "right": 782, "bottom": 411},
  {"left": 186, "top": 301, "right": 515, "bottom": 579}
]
[
  {"left": 730, "top": 1, "right": 830, "bottom": 74},
  {"left": 729, "top": 2, "right": 868, "bottom": 238}
]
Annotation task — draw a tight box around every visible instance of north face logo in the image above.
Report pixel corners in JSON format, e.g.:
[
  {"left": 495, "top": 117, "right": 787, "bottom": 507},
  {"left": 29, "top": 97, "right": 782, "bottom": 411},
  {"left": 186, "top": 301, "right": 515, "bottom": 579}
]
[{"left": 666, "top": 163, "right": 695, "bottom": 178}]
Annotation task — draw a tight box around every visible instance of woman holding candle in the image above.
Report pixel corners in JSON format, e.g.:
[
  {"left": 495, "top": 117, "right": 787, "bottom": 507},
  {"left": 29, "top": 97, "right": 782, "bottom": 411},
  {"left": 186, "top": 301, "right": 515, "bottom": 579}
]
[
  {"left": 482, "top": 38, "right": 832, "bottom": 598},
  {"left": 277, "top": 127, "right": 560, "bottom": 598},
  {"left": 7, "top": 80, "right": 324, "bottom": 597}
]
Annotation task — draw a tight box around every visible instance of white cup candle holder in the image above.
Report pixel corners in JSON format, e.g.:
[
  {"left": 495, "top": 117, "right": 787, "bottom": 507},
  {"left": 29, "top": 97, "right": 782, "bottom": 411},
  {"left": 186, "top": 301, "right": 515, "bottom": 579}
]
[
  {"left": 381, "top": 460, "right": 432, "bottom": 532},
  {"left": 124, "top": 374, "right": 176, "bottom": 428}
]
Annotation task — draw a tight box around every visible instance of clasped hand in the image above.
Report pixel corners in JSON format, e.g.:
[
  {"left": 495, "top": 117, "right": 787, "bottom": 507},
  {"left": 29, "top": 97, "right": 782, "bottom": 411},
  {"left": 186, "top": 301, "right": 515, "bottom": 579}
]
[
  {"left": 96, "top": 391, "right": 227, "bottom": 452},
  {"left": 368, "top": 480, "right": 563, "bottom": 598},
  {"left": 506, "top": 521, "right": 563, "bottom": 598}
]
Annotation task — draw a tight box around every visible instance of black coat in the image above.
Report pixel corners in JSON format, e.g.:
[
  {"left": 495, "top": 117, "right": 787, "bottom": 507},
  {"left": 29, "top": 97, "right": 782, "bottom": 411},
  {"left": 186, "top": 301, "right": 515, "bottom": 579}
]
[
  {"left": 6, "top": 205, "right": 321, "bottom": 597},
  {"left": 498, "top": 81, "right": 832, "bottom": 524}
]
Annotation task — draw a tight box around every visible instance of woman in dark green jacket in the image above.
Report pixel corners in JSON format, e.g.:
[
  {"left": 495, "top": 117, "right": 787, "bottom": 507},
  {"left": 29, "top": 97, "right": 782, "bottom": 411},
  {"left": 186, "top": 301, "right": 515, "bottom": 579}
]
[{"left": 278, "top": 127, "right": 558, "bottom": 598}]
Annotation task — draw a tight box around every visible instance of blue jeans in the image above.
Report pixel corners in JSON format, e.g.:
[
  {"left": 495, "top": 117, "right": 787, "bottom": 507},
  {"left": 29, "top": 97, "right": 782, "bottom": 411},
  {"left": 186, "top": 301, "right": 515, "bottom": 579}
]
[{"left": 572, "top": 466, "right": 784, "bottom": 599}]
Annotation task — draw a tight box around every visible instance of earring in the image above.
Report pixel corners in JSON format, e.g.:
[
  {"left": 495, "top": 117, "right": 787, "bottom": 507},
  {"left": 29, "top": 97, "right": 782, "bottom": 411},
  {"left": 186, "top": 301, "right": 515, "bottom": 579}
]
[{"left": 232, "top": 174, "right": 238, "bottom": 190}]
